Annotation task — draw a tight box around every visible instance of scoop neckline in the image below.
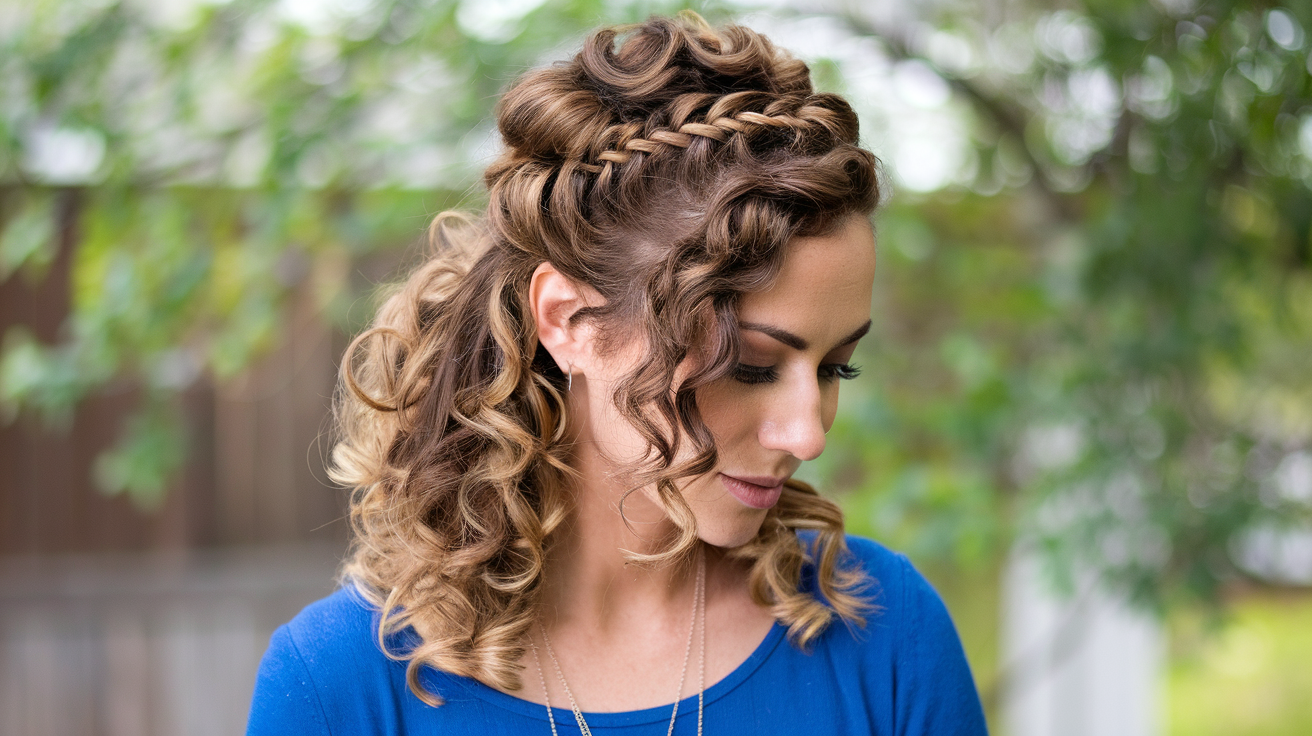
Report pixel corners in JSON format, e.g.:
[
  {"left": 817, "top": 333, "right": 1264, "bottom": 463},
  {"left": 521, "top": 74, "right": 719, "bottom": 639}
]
[{"left": 452, "top": 620, "right": 787, "bottom": 726}]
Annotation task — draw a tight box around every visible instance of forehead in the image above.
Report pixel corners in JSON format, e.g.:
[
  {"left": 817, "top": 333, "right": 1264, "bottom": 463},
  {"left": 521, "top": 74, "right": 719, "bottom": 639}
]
[{"left": 737, "top": 216, "right": 876, "bottom": 342}]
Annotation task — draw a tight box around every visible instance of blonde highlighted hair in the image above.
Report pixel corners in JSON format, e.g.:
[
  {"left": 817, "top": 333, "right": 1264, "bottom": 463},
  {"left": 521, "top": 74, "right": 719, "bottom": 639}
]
[{"left": 333, "top": 12, "right": 882, "bottom": 705}]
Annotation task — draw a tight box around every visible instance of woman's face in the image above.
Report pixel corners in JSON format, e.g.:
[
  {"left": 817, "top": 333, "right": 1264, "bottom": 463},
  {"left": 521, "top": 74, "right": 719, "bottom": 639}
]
[
  {"left": 574, "top": 215, "right": 877, "bottom": 549},
  {"left": 681, "top": 214, "right": 877, "bottom": 547}
]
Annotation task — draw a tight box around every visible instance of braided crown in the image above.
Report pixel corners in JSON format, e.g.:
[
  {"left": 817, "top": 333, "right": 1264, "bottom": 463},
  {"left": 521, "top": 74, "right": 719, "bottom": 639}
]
[
  {"left": 484, "top": 14, "right": 876, "bottom": 265},
  {"left": 491, "top": 15, "right": 862, "bottom": 183}
]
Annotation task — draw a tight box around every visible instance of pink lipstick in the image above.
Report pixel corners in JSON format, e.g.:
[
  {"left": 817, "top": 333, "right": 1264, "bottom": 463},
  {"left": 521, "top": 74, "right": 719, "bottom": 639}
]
[{"left": 719, "top": 473, "right": 785, "bottom": 509}]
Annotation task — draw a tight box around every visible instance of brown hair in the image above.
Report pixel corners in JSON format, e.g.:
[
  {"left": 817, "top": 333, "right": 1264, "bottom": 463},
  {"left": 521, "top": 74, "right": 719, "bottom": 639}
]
[{"left": 333, "top": 12, "right": 882, "bottom": 704}]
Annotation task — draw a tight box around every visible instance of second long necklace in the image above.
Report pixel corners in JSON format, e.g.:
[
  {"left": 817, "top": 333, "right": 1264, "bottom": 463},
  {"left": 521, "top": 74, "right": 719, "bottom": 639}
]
[{"left": 532, "top": 547, "right": 707, "bottom": 736}]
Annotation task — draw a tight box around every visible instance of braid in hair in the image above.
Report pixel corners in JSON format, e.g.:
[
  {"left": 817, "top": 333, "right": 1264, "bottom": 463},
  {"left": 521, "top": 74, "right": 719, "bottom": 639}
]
[{"left": 580, "top": 90, "right": 857, "bottom": 172}]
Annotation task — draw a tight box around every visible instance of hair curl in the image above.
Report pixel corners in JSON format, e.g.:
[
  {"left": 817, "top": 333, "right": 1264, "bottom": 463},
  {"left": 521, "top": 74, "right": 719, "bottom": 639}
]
[{"left": 333, "top": 12, "right": 883, "bottom": 705}]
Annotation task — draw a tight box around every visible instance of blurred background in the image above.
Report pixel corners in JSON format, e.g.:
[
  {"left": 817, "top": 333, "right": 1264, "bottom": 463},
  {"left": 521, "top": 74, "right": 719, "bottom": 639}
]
[{"left": 1, "top": 0, "right": 1309, "bottom": 733}]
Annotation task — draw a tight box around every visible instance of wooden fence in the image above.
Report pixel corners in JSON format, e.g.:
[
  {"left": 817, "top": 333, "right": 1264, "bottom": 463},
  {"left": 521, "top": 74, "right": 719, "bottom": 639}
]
[
  {"left": 1, "top": 214, "right": 364, "bottom": 734},
  {"left": 0, "top": 543, "right": 340, "bottom": 736}
]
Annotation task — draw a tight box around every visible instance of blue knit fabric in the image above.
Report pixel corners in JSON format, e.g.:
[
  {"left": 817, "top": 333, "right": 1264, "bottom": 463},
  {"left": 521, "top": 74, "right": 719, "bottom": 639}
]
[{"left": 247, "top": 535, "right": 988, "bottom": 735}]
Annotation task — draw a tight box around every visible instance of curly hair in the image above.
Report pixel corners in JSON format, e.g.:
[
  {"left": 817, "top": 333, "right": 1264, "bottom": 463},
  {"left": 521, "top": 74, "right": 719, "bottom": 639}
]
[{"left": 332, "top": 12, "right": 883, "bottom": 705}]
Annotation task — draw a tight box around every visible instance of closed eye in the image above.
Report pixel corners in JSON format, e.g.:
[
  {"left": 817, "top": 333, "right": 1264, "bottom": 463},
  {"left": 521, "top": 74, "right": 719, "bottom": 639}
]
[
  {"left": 731, "top": 364, "right": 778, "bottom": 385},
  {"left": 819, "top": 363, "right": 861, "bottom": 381},
  {"left": 731, "top": 363, "right": 862, "bottom": 385}
]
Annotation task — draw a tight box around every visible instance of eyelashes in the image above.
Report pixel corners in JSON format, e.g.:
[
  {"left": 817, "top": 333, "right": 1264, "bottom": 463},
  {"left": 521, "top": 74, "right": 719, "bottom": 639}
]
[
  {"left": 822, "top": 363, "right": 863, "bottom": 381},
  {"left": 731, "top": 363, "right": 862, "bottom": 385},
  {"left": 730, "top": 364, "right": 778, "bottom": 385}
]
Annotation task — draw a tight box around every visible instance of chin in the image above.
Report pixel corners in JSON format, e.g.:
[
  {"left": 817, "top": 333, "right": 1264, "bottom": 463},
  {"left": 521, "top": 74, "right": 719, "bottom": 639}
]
[{"left": 697, "top": 509, "right": 769, "bottom": 549}]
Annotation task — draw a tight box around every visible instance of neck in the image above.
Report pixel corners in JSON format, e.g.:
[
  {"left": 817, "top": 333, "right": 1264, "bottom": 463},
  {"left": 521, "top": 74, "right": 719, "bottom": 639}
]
[{"left": 539, "top": 438, "right": 706, "bottom": 634}]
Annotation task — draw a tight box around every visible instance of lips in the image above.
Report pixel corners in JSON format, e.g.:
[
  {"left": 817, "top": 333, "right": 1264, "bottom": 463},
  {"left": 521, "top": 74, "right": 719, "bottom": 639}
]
[{"left": 718, "top": 473, "right": 786, "bottom": 510}]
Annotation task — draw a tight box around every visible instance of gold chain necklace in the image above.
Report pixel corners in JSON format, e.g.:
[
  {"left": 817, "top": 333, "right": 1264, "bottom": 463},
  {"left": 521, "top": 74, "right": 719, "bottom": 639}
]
[{"left": 531, "top": 548, "right": 706, "bottom": 736}]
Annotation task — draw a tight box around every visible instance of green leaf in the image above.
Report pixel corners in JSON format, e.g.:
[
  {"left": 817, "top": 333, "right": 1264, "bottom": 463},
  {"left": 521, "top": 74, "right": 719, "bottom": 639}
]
[
  {"left": 92, "top": 400, "right": 188, "bottom": 509},
  {"left": 0, "top": 197, "right": 56, "bottom": 282}
]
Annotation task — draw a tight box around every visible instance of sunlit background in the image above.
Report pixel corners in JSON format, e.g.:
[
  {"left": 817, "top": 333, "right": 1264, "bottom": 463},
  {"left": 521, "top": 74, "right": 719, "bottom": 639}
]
[{"left": 1, "top": 0, "right": 1310, "bottom": 734}]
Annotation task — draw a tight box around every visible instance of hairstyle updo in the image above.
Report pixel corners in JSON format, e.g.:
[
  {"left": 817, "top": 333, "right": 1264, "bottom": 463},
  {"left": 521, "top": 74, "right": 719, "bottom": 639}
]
[{"left": 332, "top": 12, "right": 883, "bottom": 704}]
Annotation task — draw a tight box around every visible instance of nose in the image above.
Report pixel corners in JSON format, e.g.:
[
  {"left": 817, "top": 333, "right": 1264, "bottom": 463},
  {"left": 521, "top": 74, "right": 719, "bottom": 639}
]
[{"left": 758, "top": 377, "right": 828, "bottom": 462}]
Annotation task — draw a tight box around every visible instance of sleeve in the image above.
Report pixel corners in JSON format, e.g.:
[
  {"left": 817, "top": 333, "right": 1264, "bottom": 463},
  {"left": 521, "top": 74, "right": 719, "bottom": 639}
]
[
  {"left": 892, "top": 553, "right": 989, "bottom": 736},
  {"left": 246, "top": 624, "right": 333, "bottom": 736}
]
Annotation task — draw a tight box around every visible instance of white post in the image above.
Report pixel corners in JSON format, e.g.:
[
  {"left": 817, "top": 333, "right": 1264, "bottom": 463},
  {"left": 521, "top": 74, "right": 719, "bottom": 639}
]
[{"left": 1001, "top": 549, "right": 1163, "bottom": 736}]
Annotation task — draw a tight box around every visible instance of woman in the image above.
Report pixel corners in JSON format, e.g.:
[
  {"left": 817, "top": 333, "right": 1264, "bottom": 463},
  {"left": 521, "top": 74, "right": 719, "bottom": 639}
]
[{"left": 248, "top": 13, "right": 987, "bottom": 735}]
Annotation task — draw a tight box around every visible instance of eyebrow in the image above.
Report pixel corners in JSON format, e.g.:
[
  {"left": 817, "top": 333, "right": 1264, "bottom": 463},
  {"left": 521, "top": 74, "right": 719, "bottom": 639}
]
[{"left": 740, "top": 319, "right": 872, "bottom": 352}]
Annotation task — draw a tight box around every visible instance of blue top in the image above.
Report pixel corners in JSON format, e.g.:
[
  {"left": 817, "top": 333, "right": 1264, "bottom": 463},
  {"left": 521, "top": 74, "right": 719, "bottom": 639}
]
[{"left": 247, "top": 535, "right": 988, "bottom": 735}]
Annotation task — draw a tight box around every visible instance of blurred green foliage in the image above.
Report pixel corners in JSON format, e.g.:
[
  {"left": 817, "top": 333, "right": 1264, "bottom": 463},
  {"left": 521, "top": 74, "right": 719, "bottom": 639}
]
[
  {"left": 1, "top": 0, "right": 699, "bottom": 504},
  {"left": 0, "top": 0, "right": 1309, "bottom": 622},
  {"left": 1167, "top": 591, "right": 1312, "bottom": 735},
  {"left": 807, "top": 0, "right": 1312, "bottom": 617}
]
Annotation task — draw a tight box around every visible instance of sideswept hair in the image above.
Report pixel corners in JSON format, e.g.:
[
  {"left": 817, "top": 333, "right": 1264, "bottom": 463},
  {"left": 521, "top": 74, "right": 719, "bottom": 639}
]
[{"left": 332, "top": 12, "right": 882, "bottom": 705}]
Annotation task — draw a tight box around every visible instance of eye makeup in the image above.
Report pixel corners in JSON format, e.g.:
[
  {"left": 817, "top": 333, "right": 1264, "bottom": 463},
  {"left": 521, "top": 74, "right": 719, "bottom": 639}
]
[{"left": 730, "top": 362, "right": 861, "bottom": 385}]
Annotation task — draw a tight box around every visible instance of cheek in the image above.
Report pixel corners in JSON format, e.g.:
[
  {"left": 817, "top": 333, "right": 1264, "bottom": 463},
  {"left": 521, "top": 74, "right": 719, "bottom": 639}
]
[
  {"left": 695, "top": 381, "right": 761, "bottom": 449},
  {"left": 821, "top": 383, "right": 840, "bottom": 432}
]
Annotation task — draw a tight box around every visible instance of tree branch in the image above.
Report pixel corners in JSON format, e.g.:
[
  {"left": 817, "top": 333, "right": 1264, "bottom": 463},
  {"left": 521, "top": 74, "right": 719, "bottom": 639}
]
[{"left": 829, "top": 9, "right": 1081, "bottom": 222}]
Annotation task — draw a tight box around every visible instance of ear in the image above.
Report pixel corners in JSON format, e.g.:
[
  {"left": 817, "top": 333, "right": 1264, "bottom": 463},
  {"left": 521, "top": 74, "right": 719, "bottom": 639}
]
[{"left": 528, "top": 261, "right": 599, "bottom": 378}]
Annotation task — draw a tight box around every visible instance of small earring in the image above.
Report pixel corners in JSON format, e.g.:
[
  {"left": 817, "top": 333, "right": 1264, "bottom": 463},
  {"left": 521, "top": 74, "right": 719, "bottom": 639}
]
[{"left": 567, "top": 363, "right": 573, "bottom": 391}]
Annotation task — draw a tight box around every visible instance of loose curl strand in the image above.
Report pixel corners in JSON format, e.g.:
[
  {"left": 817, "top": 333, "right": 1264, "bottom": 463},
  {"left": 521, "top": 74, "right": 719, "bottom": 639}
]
[{"left": 333, "top": 12, "right": 883, "bottom": 705}]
